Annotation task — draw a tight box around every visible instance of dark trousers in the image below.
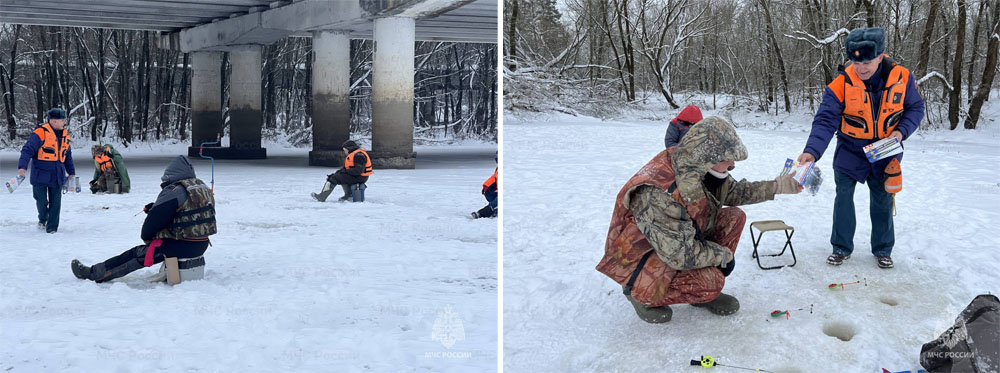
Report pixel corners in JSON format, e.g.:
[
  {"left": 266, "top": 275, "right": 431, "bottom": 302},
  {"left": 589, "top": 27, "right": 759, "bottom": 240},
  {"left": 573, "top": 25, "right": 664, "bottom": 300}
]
[
  {"left": 32, "top": 185, "right": 61, "bottom": 229},
  {"left": 831, "top": 170, "right": 894, "bottom": 257},
  {"left": 91, "top": 239, "right": 209, "bottom": 283}
]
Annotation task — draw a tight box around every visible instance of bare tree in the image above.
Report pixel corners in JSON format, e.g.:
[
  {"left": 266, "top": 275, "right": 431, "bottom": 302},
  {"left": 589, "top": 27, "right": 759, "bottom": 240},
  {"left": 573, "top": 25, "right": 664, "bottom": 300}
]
[
  {"left": 949, "top": 0, "right": 966, "bottom": 130},
  {"left": 965, "top": 4, "right": 1000, "bottom": 129}
]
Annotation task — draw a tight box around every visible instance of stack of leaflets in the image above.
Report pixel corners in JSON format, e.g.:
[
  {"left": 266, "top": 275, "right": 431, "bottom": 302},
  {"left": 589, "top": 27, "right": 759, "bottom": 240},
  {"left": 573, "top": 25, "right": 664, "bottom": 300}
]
[
  {"left": 781, "top": 158, "right": 823, "bottom": 195},
  {"left": 863, "top": 137, "right": 903, "bottom": 163}
]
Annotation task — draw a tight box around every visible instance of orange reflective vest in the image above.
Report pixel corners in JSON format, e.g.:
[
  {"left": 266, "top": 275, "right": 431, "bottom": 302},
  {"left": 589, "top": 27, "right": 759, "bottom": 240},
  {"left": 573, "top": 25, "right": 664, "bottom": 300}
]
[
  {"left": 344, "top": 148, "right": 373, "bottom": 176},
  {"left": 33, "top": 123, "right": 71, "bottom": 162},
  {"left": 94, "top": 153, "right": 114, "bottom": 172},
  {"left": 828, "top": 57, "right": 911, "bottom": 140},
  {"left": 483, "top": 169, "right": 497, "bottom": 189}
]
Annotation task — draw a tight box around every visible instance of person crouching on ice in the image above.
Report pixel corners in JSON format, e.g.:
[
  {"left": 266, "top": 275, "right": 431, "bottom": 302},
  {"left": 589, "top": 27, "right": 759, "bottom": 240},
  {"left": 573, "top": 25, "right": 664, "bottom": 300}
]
[
  {"left": 596, "top": 117, "right": 802, "bottom": 323},
  {"left": 89, "top": 144, "right": 130, "bottom": 194},
  {"left": 472, "top": 155, "right": 498, "bottom": 219},
  {"left": 312, "top": 140, "right": 372, "bottom": 202},
  {"left": 72, "top": 156, "right": 216, "bottom": 283}
]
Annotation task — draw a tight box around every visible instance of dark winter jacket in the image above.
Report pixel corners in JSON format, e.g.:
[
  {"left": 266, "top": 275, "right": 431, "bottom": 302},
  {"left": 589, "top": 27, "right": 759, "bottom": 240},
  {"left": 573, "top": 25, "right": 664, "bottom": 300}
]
[
  {"left": 18, "top": 127, "right": 76, "bottom": 188},
  {"left": 664, "top": 105, "right": 703, "bottom": 148},
  {"left": 141, "top": 156, "right": 198, "bottom": 242},
  {"left": 803, "top": 57, "right": 924, "bottom": 183}
]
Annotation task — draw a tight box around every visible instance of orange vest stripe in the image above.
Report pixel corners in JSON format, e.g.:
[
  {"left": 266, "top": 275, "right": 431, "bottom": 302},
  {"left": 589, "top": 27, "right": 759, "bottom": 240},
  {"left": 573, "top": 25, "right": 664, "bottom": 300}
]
[
  {"left": 32, "top": 123, "right": 70, "bottom": 163},
  {"left": 344, "top": 149, "right": 373, "bottom": 176}
]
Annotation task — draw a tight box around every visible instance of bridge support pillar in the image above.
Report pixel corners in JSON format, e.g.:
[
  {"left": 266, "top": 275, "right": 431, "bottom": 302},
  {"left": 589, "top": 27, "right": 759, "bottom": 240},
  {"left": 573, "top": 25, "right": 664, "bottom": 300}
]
[
  {"left": 188, "top": 51, "right": 225, "bottom": 157},
  {"left": 309, "top": 30, "right": 351, "bottom": 167},
  {"left": 188, "top": 48, "right": 266, "bottom": 159},
  {"left": 370, "top": 16, "right": 416, "bottom": 169}
]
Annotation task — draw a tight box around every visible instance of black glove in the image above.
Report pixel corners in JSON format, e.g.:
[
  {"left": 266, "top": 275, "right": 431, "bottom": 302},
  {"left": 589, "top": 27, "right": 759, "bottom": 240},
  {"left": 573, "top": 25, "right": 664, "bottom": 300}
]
[
  {"left": 718, "top": 258, "right": 735, "bottom": 277},
  {"left": 143, "top": 202, "right": 154, "bottom": 214}
]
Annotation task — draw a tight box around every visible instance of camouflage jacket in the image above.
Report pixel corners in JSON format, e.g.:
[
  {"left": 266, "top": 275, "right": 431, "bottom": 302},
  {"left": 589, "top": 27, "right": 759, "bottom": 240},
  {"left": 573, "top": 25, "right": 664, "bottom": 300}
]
[
  {"left": 597, "top": 116, "right": 773, "bottom": 305},
  {"left": 631, "top": 174, "right": 773, "bottom": 271},
  {"left": 154, "top": 178, "right": 217, "bottom": 240}
]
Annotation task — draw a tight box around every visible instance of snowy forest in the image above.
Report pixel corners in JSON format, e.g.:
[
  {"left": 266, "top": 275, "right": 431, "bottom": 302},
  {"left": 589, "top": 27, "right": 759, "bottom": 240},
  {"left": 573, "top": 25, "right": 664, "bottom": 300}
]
[
  {"left": 0, "top": 25, "right": 498, "bottom": 148},
  {"left": 504, "top": 0, "right": 1000, "bottom": 130}
]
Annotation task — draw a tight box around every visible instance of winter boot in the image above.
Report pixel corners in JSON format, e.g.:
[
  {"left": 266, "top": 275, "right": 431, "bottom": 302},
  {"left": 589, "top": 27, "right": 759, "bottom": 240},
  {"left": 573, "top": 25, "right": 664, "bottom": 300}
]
[
  {"left": 312, "top": 182, "right": 334, "bottom": 202},
  {"left": 625, "top": 292, "right": 672, "bottom": 323},
  {"left": 71, "top": 259, "right": 92, "bottom": 280},
  {"left": 337, "top": 184, "right": 352, "bottom": 202},
  {"left": 876, "top": 256, "right": 894, "bottom": 269},
  {"left": 472, "top": 205, "right": 496, "bottom": 219},
  {"left": 827, "top": 253, "right": 850, "bottom": 266},
  {"left": 691, "top": 293, "right": 740, "bottom": 316}
]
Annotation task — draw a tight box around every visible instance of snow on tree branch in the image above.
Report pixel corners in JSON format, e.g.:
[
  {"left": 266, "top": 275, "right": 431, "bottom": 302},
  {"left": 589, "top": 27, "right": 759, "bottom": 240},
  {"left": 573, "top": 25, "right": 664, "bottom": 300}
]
[
  {"left": 917, "top": 71, "right": 954, "bottom": 92},
  {"left": 783, "top": 28, "right": 850, "bottom": 48}
]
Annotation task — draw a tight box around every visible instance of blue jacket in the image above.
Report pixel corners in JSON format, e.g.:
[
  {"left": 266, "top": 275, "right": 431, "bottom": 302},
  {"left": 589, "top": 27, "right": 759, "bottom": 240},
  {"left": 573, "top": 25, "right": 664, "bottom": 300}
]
[
  {"left": 803, "top": 58, "right": 924, "bottom": 183},
  {"left": 18, "top": 127, "right": 76, "bottom": 188},
  {"left": 664, "top": 119, "right": 691, "bottom": 148}
]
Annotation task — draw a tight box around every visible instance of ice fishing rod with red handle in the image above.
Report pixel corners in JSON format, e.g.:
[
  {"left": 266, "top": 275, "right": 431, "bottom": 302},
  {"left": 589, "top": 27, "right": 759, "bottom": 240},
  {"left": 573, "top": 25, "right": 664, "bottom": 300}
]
[{"left": 690, "top": 355, "right": 774, "bottom": 372}]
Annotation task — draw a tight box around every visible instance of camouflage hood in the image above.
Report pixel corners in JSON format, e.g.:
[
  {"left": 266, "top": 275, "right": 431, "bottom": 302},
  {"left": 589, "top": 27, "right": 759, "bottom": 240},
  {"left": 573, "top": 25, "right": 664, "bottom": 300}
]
[{"left": 670, "top": 116, "right": 748, "bottom": 204}]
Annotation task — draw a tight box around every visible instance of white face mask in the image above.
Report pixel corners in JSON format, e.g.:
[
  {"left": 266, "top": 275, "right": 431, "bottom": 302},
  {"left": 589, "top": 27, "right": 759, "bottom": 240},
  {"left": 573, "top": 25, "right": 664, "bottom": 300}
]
[{"left": 707, "top": 168, "right": 729, "bottom": 179}]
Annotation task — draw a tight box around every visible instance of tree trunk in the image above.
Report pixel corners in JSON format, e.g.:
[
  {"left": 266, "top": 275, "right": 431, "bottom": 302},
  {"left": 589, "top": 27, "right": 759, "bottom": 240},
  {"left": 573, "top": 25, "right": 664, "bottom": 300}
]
[
  {"left": 97, "top": 29, "right": 108, "bottom": 138},
  {"left": 759, "top": 0, "right": 791, "bottom": 112},
  {"left": 968, "top": 0, "right": 987, "bottom": 101},
  {"left": 3, "top": 25, "right": 21, "bottom": 140},
  {"left": 915, "top": 0, "right": 941, "bottom": 77},
  {"left": 965, "top": 6, "right": 1000, "bottom": 129},
  {"left": 177, "top": 52, "right": 190, "bottom": 140},
  {"left": 506, "top": 0, "right": 518, "bottom": 71},
  {"left": 949, "top": 0, "right": 966, "bottom": 130}
]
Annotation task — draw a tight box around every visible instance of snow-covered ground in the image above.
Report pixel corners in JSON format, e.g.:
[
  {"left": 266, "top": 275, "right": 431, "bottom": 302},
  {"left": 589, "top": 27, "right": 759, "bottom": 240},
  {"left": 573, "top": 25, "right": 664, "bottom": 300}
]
[
  {"left": 502, "top": 107, "right": 1000, "bottom": 372},
  {"left": 0, "top": 143, "right": 498, "bottom": 372}
]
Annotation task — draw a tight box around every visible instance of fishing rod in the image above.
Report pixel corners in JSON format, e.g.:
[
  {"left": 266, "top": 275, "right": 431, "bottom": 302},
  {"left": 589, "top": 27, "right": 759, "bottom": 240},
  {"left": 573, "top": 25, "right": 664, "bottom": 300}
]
[{"left": 690, "top": 356, "right": 774, "bottom": 372}]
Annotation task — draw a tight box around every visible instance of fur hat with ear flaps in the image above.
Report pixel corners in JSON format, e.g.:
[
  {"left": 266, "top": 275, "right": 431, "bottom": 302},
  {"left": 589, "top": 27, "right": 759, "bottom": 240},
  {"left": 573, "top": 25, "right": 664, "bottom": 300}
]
[
  {"left": 845, "top": 27, "right": 885, "bottom": 62},
  {"left": 670, "top": 116, "right": 748, "bottom": 204}
]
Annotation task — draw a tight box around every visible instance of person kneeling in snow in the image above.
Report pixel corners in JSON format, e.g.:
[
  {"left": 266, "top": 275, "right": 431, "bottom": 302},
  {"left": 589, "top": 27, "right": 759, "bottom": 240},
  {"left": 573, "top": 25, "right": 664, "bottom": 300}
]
[
  {"left": 72, "top": 156, "right": 216, "bottom": 283},
  {"left": 312, "top": 140, "right": 372, "bottom": 202},
  {"left": 472, "top": 156, "right": 498, "bottom": 219},
  {"left": 597, "top": 117, "right": 802, "bottom": 323},
  {"left": 89, "top": 144, "right": 130, "bottom": 194}
]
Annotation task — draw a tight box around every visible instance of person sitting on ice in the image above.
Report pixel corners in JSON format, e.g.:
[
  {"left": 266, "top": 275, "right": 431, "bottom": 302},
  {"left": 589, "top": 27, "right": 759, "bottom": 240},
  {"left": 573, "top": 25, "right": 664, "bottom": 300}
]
[
  {"left": 472, "top": 154, "right": 498, "bottom": 219},
  {"left": 72, "top": 155, "right": 216, "bottom": 283},
  {"left": 664, "top": 105, "right": 703, "bottom": 149},
  {"left": 596, "top": 116, "right": 802, "bottom": 323},
  {"left": 312, "top": 140, "right": 372, "bottom": 202},
  {"left": 89, "top": 144, "right": 131, "bottom": 194}
]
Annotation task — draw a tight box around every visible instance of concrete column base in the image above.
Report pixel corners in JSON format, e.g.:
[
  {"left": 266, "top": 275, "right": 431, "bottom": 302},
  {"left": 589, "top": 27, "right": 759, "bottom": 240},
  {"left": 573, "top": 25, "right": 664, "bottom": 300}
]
[
  {"left": 368, "top": 151, "right": 417, "bottom": 169},
  {"left": 188, "top": 147, "right": 267, "bottom": 160},
  {"left": 308, "top": 150, "right": 347, "bottom": 167}
]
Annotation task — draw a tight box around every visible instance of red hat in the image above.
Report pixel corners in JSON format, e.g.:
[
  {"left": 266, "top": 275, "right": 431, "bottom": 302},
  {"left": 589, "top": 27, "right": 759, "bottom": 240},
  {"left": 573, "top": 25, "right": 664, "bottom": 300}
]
[{"left": 674, "top": 105, "right": 703, "bottom": 125}]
